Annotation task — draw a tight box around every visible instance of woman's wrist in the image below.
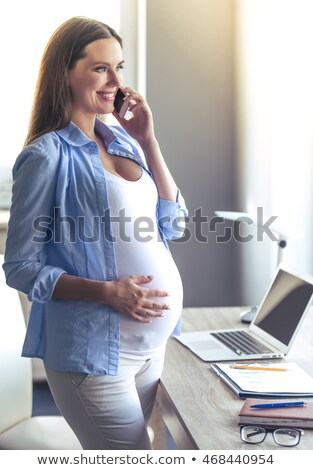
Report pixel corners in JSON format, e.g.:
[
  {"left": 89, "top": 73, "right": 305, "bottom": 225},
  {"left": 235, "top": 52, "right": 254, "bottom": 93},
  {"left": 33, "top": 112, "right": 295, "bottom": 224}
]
[
  {"left": 53, "top": 273, "right": 114, "bottom": 305},
  {"left": 99, "top": 279, "right": 115, "bottom": 305},
  {"left": 137, "top": 134, "right": 159, "bottom": 154},
  {"left": 77, "top": 278, "right": 116, "bottom": 306},
  {"left": 138, "top": 137, "right": 177, "bottom": 201}
]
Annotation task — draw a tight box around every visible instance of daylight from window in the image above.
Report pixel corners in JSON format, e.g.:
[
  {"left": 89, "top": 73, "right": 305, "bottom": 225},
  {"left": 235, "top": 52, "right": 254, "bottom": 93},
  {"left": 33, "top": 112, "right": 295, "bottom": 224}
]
[{"left": 0, "top": 0, "right": 120, "bottom": 169}]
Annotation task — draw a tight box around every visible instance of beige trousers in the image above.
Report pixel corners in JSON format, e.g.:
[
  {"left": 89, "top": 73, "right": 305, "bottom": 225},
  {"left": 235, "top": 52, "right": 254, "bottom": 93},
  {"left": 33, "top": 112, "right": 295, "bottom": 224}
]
[{"left": 44, "top": 349, "right": 165, "bottom": 450}]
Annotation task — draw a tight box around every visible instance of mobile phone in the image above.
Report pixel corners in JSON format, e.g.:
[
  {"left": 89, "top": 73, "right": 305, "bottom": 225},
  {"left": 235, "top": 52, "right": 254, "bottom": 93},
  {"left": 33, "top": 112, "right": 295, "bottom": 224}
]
[{"left": 114, "top": 89, "right": 129, "bottom": 117}]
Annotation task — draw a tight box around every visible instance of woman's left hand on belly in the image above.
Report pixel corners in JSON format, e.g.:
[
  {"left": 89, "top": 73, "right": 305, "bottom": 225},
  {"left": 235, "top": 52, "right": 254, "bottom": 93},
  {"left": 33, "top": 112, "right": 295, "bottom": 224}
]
[{"left": 102, "top": 274, "right": 170, "bottom": 323}]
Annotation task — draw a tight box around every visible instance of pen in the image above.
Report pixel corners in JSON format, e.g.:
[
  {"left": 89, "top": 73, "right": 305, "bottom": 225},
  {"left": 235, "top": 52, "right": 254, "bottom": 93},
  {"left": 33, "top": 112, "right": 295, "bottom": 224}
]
[
  {"left": 230, "top": 365, "right": 288, "bottom": 372},
  {"left": 250, "top": 401, "right": 306, "bottom": 409}
]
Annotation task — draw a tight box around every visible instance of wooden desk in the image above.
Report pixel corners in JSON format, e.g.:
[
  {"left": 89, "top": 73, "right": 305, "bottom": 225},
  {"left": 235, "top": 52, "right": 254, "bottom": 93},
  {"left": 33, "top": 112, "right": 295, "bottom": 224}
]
[{"left": 156, "top": 306, "right": 313, "bottom": 450}]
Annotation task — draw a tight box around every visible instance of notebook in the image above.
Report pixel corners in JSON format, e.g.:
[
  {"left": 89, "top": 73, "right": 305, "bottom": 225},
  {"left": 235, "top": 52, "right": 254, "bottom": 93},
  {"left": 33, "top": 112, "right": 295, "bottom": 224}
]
[
  {"left": 176, "top": 265, "right": 313, "bottom": 361},
  {"left": 238, "top": 398, "right": 313, "bottom": 427}
]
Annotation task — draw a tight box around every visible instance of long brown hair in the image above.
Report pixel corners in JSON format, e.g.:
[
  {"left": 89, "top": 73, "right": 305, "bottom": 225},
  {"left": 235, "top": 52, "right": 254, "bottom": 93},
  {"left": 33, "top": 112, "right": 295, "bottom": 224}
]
[{"left": 25, "top": 17, "right": 122, "bottom": 146}]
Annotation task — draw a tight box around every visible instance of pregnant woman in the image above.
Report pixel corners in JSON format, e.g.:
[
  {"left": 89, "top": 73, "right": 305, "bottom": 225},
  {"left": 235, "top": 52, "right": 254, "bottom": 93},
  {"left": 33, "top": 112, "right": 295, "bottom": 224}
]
[{"left": 3, "top": 17, "right": 187, "bottom": 450}]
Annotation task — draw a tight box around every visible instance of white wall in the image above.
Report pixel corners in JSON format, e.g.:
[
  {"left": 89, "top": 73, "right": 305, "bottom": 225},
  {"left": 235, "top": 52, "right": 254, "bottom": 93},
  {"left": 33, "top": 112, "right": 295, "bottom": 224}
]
[
  {"left": 146, "top": 0, "right": 241, "bottom": 307},
  {"left": 236, "top": 0, "right": 313, "bottom": 305}
]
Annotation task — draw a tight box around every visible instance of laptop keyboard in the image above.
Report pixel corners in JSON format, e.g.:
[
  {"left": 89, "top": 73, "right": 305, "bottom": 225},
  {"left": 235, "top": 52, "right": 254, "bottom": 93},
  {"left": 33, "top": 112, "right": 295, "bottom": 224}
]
[{"left": 211, "top": 330, "right": 273, "bottom": 356}]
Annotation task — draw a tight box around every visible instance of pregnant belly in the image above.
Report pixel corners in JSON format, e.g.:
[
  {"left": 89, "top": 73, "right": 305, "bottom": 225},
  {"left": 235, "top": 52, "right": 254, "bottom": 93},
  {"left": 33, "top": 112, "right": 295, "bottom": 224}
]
[{"left": 116, "top": 240, "right": 183, "bottom": 357}]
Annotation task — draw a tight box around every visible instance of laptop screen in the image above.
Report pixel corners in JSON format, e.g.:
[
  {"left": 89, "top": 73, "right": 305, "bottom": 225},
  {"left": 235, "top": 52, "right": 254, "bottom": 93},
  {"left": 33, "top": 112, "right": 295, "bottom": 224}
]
[{"left": 253, "top": 269, "right": 313, "bottom": 346}]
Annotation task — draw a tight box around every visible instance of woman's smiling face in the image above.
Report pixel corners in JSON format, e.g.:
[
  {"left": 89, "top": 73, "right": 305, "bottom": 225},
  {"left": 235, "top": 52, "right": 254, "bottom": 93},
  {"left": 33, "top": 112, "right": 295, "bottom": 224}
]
[{"left": 67, "top": 37, "right": 124, "bottom": 119}]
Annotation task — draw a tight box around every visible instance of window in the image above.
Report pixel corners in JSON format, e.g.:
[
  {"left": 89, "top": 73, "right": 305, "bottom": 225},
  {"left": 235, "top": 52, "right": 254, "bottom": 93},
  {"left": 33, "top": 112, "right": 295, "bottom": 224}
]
[{"left": 0, "top": 0, "right": 121, "bottom": 168}]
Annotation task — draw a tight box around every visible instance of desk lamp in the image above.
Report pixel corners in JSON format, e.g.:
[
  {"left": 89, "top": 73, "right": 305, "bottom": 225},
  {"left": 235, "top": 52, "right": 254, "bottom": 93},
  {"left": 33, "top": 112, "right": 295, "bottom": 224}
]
[{"left": 215, "top": 210, "right": 300, "bottom": 323}]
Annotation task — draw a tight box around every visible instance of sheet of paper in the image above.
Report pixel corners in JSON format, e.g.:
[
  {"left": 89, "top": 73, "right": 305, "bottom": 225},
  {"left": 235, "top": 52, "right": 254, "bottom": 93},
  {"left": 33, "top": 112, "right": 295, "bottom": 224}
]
[{"left": 215, "top": 362, "right": 313, "bottom": 394}]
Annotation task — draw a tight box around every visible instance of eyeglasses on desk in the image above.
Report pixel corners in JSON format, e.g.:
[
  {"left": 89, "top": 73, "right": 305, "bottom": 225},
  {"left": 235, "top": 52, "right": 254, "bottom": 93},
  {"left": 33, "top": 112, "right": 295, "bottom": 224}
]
[{"left": 240, "top": 425, "right": 304, "bottom": 447}]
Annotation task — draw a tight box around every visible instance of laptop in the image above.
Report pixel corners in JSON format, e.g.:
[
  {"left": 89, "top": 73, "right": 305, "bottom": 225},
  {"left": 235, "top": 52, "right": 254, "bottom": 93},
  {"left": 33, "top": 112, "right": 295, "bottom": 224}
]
[{"left": 176, "top": 265, "right": 313, "bottom": 361}]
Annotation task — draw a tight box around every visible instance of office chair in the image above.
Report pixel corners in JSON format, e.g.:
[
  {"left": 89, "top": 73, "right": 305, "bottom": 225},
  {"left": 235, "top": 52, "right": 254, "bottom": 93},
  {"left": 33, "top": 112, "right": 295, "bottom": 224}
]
[{"left": 0, "top": 255, "right": 82, "bottom": 449}]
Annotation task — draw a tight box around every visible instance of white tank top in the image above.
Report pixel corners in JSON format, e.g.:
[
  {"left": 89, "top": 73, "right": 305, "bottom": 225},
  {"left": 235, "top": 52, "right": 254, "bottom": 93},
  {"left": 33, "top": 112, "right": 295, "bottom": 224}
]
[{"left": 105, "top": 167, "right": 183, "bottom": 358}]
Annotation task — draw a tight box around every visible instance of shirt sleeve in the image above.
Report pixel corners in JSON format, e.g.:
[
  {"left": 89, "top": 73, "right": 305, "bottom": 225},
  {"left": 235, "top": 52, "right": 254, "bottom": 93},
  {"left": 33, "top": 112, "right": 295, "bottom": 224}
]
[
  {"left": 157, "top": 189, "right": 188, "bottom": 241},
  {"left": 3, "top": 140, "right": 66, "bottom": 303}
]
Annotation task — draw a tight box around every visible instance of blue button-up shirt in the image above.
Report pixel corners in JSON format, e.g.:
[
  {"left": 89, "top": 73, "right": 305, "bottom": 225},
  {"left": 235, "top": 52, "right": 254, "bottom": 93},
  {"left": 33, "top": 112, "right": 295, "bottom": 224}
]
[{"left": 3, "top": 119, "right": 187, "bottom": 375}]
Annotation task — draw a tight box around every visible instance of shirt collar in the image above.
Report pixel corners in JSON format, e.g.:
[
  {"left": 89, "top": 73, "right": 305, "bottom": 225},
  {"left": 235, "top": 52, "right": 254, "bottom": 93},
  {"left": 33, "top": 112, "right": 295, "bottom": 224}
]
[{"left": 55, "top": 119, "right": 116, "bottom": 147}]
